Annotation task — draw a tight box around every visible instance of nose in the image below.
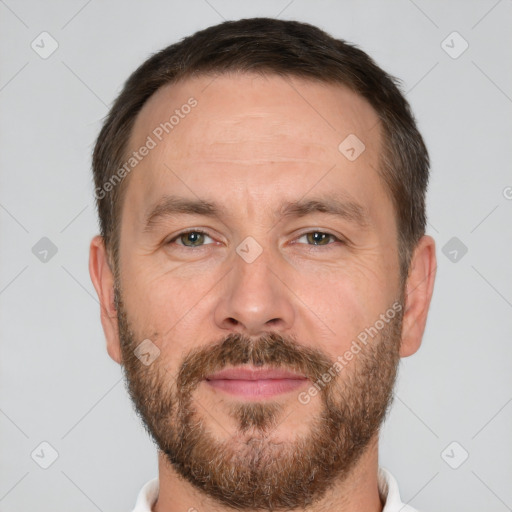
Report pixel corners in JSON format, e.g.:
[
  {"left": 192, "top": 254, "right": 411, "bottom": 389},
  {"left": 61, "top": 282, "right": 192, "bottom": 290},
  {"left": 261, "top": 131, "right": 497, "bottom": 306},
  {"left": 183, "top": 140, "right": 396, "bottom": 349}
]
[{"left": 213, "top": 245, "right": 295, "bottom": 337}]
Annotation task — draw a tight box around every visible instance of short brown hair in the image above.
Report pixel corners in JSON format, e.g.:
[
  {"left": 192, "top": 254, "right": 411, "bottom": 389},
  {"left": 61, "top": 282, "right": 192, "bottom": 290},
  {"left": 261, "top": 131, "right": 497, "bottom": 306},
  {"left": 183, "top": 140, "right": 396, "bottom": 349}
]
[{"left": 92, "top": 17, "right": 429, "bottom": 281}]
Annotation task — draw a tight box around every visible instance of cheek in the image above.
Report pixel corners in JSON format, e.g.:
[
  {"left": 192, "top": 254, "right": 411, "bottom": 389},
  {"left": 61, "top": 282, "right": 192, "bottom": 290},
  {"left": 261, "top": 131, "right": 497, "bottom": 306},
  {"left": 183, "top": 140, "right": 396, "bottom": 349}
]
[
  {"left": 298, "top": 260, "right": 395, "bottom": 353},
  {"left": 118, "top": 256, "right": 219, "bottom": 351}
]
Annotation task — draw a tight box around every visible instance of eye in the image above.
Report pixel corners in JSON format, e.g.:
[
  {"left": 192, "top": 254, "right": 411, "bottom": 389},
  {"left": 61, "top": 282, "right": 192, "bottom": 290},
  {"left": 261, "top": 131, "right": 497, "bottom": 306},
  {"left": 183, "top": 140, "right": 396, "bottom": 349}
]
[
  {"left": 168, "top": 230, "right": 215, "bottom": 247},
  {"left": 296, "top": 231, "right": 341, "bottom": 246}
]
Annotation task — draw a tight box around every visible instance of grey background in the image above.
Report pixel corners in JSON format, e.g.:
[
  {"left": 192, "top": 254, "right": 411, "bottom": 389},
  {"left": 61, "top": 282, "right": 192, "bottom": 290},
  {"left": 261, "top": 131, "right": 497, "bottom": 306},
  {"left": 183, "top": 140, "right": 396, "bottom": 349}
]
[{"left": 1, "top": 0, "right": 511, "bottom": 510}]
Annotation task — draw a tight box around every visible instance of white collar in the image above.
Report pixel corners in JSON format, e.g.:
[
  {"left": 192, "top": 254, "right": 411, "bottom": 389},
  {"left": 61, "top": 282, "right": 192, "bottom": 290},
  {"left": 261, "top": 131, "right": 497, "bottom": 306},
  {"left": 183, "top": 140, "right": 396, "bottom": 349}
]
[{"left": 378, "top": 467, "right": 420, "bottom": 512}]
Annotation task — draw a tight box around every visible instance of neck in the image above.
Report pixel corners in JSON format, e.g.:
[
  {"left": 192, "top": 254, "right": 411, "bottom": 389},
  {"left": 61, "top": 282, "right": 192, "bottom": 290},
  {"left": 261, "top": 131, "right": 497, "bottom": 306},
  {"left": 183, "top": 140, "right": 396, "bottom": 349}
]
[{"left": 152, "top": 435, "right": 384, "bottom": 512}]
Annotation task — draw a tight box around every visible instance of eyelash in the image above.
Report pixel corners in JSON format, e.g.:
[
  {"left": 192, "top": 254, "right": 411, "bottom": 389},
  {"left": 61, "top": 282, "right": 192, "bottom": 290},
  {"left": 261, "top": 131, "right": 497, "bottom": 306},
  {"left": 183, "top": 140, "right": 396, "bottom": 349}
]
[{"left": 166, "top": 229, "right": 344, "bottom": 249}]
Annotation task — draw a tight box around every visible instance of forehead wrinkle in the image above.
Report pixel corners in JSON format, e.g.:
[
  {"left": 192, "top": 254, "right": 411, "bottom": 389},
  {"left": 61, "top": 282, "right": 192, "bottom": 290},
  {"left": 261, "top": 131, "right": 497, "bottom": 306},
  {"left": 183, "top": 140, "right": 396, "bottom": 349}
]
[
  {"left": 171, "top": 128, "right": 333, "bottom": 162},
  {"left": 168, "top": 158, "right": 327, "bottom": 165}
]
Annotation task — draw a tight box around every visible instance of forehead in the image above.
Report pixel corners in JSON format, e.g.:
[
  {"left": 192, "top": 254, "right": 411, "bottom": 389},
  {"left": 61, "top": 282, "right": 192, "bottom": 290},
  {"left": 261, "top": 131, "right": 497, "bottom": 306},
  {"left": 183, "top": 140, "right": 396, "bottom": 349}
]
[
  {"left": 132, "top": 72, "right": 380, "bottom": 157},
  {"left": 124, "top": 73, "right": 386, "bottom": 219}
]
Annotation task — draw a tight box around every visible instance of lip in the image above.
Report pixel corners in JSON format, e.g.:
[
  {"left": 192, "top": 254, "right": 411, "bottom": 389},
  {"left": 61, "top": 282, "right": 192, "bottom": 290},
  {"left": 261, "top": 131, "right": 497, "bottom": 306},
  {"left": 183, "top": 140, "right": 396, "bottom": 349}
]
[
  {"left": 204, "top": 366, "right": 308, "bottom": 399},
  {"left": 206, "top": 366, "right": 306, "bottom": 381}
]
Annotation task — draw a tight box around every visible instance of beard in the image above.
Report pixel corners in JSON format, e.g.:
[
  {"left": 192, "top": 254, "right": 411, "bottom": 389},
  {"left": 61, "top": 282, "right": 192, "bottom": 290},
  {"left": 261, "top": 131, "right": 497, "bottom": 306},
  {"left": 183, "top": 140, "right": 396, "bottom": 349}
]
[{"left": 116, "top": 289, "right": 403, "bottom": 511}]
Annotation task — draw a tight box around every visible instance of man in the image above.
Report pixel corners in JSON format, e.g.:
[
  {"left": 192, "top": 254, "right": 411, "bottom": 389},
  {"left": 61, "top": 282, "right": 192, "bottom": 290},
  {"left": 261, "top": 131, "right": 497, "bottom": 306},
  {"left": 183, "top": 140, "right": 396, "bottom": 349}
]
[{"left": 89, "top": 17, "right": 436, "bottom": 512}]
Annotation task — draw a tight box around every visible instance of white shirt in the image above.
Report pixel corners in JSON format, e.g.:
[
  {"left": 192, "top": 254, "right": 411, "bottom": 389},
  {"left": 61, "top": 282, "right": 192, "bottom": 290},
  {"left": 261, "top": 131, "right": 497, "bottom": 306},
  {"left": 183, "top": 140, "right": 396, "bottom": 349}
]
[{"left": 132, "top": 467, "right": 419, "bottom": 512}]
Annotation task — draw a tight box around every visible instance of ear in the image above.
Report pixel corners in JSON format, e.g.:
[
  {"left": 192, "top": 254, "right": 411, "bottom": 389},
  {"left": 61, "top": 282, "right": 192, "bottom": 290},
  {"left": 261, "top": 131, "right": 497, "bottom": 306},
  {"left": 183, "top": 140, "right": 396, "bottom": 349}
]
[
  {"left": 89, "top": 235, "right": 122, "bottom": 364},
  {"left": 400, "top": 235, "right": 437, "bottom": 357}
]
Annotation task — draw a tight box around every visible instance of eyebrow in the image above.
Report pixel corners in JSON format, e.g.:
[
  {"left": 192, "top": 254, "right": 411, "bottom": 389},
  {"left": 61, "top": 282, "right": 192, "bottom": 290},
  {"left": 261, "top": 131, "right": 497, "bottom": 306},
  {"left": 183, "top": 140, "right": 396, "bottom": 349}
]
[
  {"left": 279, "top": 196, "right": 370, "bottom": 228},
  {"left": 143, "top": 195, "right": 225, "bottom": 232},
  {"left": 143, "top": 193, "right": 370, "bottom": 232}
]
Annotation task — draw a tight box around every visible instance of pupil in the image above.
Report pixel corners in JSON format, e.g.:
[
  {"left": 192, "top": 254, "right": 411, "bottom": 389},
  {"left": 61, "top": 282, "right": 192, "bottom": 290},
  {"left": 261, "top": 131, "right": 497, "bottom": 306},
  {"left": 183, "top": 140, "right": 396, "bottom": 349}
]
[
  {"left": 309, "top": 232, "right": 328, "bottom": 245},
  {"left": 185, "top": 232, "right": 203, "bottom": 246}
]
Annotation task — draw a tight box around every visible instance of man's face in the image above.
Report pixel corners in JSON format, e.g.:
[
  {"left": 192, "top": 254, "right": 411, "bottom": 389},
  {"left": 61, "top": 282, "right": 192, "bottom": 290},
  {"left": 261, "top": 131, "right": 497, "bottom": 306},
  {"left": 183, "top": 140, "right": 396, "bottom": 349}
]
[{"left": 115, "top": 74, "right": 404, "bottom": 509}]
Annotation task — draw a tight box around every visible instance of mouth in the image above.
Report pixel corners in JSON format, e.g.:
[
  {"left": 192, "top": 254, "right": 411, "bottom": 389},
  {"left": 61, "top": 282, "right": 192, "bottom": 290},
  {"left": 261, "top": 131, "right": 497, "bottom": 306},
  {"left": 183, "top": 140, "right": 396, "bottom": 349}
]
[{"left": 204, "top": 366, "right": 308, "bottom": 399}]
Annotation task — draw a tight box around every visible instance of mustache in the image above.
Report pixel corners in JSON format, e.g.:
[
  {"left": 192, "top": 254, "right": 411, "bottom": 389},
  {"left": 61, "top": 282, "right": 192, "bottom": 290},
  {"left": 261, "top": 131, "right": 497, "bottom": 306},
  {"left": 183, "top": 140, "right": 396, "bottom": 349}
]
[{"left": 176, "top": 331, "right": 336, "bottom": 395}]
